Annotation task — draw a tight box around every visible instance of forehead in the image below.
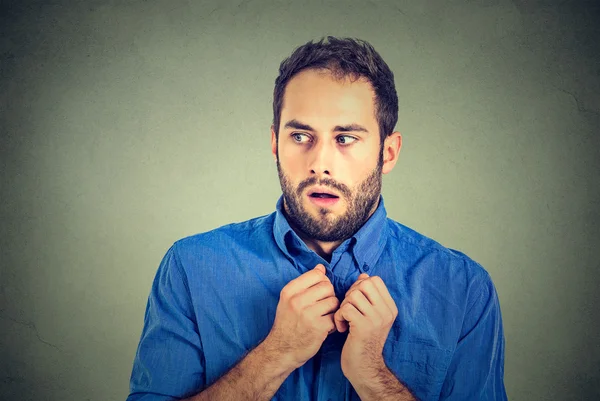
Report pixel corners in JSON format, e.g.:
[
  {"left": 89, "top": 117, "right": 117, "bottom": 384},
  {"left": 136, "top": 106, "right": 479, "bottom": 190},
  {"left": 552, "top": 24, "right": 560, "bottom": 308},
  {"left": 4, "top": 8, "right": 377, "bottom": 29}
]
[{"left": 281, "top": 69, "right": 378, "bottom": 129}]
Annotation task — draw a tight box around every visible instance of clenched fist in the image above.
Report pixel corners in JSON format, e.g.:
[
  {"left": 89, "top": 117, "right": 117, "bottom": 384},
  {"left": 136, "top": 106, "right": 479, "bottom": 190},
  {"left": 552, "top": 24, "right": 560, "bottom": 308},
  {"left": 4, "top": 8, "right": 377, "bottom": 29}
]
[
  {"left": 334, "top": 273, "right": 398, "bottom": 381},
  {"left": 264, "top": 264, "right": 340, "bottom": 370}
]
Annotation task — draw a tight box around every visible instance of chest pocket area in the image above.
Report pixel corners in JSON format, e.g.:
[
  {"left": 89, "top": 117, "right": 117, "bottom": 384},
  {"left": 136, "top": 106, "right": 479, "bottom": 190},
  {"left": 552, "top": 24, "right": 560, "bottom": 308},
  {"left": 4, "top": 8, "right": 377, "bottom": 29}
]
[{"left": 382, "top": 340, "right": 452, "bottom": 401}]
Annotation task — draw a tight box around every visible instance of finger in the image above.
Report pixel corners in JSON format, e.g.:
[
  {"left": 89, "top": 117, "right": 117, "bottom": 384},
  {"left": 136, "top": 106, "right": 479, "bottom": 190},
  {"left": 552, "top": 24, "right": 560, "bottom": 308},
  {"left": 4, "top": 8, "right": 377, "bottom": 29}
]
[
  {"left": 282, "top": 264, "right": 329, "bottom": 297},
  {"left": 334, "top": 308, "right": 349, "bottom": 332},
  {"left": 355, "top": 277, "right": 386, "bottom": 308},
  {"left": 302, "top": 280, "right": 335, "bottom": 303},
  {"left": 371, "top": 276, "right": 398, "bottom": 316},
  {"left": 335, "top": 303, "right": 363, "bottom": 331},
  {"left": 344, "top": 273, "right": 369, "bottom": 297},
  {"left": 336, "top": 273, "right": 375, "bottom": 313},
  {"left": 307, "top": 296, "right": 340, "bottom": 317},
  {"left": 314, "top": 264, "right": 326, "bottom": 275},
  {"left": 321, "top": 313, "right": 337, "bottom": 335},
  {"left": 334, "top": 295, "right": 366, "bottom": 332},
  {"left": 344, "top": 274, "right": 381, "bottom": 305},
  {"left": 343, "top": 287, "right": 374, "bottom": 317}
]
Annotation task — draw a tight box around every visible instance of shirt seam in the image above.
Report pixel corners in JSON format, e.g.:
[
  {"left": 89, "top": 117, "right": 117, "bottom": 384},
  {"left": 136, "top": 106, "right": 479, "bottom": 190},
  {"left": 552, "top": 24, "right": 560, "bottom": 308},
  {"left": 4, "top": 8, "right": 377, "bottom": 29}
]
[
  {"left": 387, "top": 223, "right": 482, "bottom": 266},
  {"left": 171, "top": 241, "right": 200, "bottom": 327}
]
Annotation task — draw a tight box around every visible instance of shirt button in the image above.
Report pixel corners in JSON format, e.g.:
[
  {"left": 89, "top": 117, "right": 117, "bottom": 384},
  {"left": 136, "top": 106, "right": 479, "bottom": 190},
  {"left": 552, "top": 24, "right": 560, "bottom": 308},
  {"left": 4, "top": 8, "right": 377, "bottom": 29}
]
[{"left": 363, "top": 263, "right": 370, "bottom": 272}]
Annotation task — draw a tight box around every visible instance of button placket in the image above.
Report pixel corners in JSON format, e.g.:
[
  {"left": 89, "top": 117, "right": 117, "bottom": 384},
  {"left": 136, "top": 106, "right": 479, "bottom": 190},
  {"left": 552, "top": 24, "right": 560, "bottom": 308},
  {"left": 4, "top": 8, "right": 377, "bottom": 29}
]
[{"left": 317, "top": 331, "right": 347, "bottom": 401}]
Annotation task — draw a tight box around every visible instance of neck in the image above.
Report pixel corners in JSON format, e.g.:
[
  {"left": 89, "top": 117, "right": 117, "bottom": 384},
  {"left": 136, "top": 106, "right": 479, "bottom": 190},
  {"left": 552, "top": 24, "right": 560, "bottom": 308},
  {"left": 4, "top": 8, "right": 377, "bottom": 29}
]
[
  {"left": 295, "top": 231, "right": 341, "bottom": 263},
  {"left": 282, "top": 199, "right": 380, "bottom": 263}
]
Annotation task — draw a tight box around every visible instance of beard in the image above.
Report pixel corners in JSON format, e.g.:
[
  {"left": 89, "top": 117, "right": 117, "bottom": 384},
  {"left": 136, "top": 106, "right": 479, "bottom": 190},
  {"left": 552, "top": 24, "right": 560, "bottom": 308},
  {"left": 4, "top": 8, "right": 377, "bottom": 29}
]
[{"left": 276, "top": 153, "right": 383, "bottom": 242}]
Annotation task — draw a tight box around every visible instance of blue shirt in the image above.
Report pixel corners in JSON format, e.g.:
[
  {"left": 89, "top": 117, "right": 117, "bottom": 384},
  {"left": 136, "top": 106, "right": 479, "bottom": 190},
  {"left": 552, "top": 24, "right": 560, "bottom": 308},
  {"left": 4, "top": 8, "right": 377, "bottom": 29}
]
[{"left": 128, "top": 196, "right": 507, "bottom": 401}]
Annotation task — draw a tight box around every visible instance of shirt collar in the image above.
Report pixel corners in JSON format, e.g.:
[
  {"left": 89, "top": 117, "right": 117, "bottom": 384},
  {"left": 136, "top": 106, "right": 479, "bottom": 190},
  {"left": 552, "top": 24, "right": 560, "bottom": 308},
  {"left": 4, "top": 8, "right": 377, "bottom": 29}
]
[
  {"left": 273, "top": 196, "right": 313, "bottom": 269},
  {"left": 350, "top": 196, "right": 389, "bottom": 273},
  {"left": 272, "top": 195, "right": 389, "bottom": 273}
]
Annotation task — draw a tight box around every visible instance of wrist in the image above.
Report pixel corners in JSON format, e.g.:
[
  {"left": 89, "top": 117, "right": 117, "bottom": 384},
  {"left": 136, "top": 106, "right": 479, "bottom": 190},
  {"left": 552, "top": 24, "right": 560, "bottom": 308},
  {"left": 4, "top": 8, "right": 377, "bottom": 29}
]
[
  {"left": 344, "top": 354, "right": 388, "bottom": 385},
  {"left": 256, "top": 335, "right": 299, "bottom": 376}
]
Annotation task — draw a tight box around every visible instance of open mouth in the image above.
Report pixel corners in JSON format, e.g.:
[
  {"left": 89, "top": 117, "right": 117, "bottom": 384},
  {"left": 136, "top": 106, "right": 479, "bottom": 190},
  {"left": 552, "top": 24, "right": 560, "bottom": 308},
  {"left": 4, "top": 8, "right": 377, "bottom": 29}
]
[
  {"left": 309, "top": 193, "right": 339, "bottom": 199},
  {"left": 307, "top": 189, "right": 341, "bottom": 207}
]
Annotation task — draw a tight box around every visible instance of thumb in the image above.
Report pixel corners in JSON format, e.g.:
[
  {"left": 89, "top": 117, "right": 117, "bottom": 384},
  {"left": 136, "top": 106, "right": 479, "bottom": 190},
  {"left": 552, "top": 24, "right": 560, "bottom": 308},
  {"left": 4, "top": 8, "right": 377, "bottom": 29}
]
[
  {"left": 358, "top": 273, "right": 369, "bottom": 279},
  {"left": 314, "top": 264, "right": 326, "bottom": 274},
  {"left": 334, "top": 309, "right": 348, "bottom": 333}
]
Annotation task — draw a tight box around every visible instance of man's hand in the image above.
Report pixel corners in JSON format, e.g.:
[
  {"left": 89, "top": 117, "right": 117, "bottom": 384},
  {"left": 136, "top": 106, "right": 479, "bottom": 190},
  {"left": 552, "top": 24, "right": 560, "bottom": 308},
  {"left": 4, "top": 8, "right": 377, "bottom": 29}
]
[
  {"left": 264, "top": 264, "right": 340, "bottom": 371},
  {"left": 334, "top": 273, "right": 398, "bottom": 381}
]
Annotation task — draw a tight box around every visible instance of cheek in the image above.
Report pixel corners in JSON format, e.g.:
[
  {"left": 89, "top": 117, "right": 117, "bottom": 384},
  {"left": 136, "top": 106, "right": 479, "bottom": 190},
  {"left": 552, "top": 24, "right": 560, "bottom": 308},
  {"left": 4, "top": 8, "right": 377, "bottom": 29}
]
[
  {"left": 280, "top": 161, "right": 302, "bottom": 181},
  {"left": 278, "top": 148, "right": 306, "bottom": 176},
  {"left": 341, "top": 155, "right": 376, "bottom": 187}
]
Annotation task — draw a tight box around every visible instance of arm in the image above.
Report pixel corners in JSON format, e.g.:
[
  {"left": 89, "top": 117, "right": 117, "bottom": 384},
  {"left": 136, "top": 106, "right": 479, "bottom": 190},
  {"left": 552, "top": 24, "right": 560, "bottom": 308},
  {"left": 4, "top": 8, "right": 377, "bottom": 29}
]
[
  {"left": 127, "top": 245, "right": 206, "bottom": 400},
  {"left": 186, "top": 264, "right": 339, "bottom": 400},
  {"left": 439, "top": 272, "right": 507, "bottom": 401},
  {"left": 182, "top": 337, "right": 294, "bottom": 401},
  {"left": 334, "top": 274, "right": 418, "bottom": 401},
  {"left": 128, "top": 257, "right": 338, "bottom": 400},
  {"left": 346, "top": 358, "right": 417, "bottom": 401}
]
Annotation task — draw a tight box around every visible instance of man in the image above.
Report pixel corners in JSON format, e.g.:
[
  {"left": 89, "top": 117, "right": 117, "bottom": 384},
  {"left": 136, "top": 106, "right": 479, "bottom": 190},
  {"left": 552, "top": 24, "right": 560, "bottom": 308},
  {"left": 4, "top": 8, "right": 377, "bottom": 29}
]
[{"left": 127, "top": 37, "right": 507, "bottom": 401}]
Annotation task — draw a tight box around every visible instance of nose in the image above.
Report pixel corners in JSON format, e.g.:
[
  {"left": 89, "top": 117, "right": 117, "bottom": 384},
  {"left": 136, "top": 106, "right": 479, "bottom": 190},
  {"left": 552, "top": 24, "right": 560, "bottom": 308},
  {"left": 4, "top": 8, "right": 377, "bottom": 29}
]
[{"left": 308, "top": 139, "right": 333, "bottom": 176}]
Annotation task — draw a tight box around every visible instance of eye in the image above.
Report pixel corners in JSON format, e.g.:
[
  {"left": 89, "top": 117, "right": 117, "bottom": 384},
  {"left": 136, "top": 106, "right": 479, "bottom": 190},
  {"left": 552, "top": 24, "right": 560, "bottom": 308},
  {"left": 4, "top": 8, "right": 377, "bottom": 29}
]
[
  {"left": 336, "top": 135, "right": 358, "bottom": 145},
  {"left": 291, "top": 133, "right": 311, "bottom": 143}
]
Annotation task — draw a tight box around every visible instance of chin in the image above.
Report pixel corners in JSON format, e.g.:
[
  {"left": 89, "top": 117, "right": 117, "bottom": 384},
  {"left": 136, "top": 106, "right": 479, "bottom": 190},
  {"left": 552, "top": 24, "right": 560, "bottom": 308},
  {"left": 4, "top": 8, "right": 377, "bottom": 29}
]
[{"left": 307, "top": 202, "right": 343, "bottom": 215}]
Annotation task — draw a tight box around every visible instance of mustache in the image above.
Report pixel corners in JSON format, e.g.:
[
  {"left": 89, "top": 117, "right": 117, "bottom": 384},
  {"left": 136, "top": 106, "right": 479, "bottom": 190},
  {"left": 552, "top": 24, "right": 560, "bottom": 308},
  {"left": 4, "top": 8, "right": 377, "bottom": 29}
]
[{"left": 296, "top": 176, "right": 351, "bottom": 199}]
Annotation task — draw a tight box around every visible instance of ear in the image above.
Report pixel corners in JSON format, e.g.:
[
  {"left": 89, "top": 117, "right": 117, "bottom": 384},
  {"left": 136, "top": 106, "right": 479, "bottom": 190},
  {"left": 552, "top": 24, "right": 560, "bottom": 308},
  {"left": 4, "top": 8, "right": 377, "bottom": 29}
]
[
  {"left": 270, "top": 125, "right": 278, "bottom": 162},
  {"left": 382, "top": 131, "right": 402, "bottom": 174}
]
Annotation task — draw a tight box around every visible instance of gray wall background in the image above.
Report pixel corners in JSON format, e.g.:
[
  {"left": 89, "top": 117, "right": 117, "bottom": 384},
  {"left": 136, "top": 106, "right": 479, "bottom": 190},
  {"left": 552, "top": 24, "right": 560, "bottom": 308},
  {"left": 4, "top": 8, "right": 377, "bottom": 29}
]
[{"left": 1, "top": 0, "right": 599, "bottom": 400}]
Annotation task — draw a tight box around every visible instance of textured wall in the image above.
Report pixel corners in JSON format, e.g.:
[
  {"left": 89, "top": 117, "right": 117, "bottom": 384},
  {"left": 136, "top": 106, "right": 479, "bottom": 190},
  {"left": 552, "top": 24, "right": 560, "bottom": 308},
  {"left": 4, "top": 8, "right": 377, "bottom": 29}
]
[{"left": 1, "top": 0, "right": 599, "bottom": 400}]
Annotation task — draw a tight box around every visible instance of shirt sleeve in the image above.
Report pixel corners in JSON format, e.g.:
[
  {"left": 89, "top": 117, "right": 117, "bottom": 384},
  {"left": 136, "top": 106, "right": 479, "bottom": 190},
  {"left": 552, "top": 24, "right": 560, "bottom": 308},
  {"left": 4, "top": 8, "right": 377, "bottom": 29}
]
[
  {"left": 439, "top": 268, "right": 508, "bottom": 401},
  {"left": 127, "top": 244, "right": 206, "bottom": 400}
]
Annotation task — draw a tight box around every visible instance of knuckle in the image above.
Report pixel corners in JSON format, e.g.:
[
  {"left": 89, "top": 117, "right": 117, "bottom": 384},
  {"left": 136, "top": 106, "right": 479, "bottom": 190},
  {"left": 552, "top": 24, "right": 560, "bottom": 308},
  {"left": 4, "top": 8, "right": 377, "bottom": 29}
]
[
  {"left": 289, "top": 296, "right": 302, "bottom": 312},
  {"left": 346, "top": 291, "right": 357, "bottom": 302},
  {"left": 358, "top": 279, "right": 373, "bottom": 291},
  {"left": 315, "top": 281, "right": 334, "bottom": 297},
  {"left": 319, "top": 280, "right": 332, "bottom": 290},
  {"left": 317, "top": 272, "right": 330, "bottom": 282},
  {"left": 382, "top": 313, "right": 393, "bottom": 326},
  {"left": 326, "top": 284, "right": 335, "bottom": 296}
]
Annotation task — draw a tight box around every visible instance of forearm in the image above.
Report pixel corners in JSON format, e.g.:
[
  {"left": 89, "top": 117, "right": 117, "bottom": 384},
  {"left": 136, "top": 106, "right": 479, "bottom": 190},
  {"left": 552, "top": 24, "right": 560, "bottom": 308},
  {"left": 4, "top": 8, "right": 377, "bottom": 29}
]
[
  {"left": 183, "top": 338, "right": 295, "bottom": 401},
  {"left": 348, "top": 360, "right": 418, "bottom": 401}
]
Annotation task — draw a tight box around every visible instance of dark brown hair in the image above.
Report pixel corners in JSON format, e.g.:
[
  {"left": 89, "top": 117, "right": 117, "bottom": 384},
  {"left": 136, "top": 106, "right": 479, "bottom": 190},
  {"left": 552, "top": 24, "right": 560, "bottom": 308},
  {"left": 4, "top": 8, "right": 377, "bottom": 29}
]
[{"left": 272, "top": 36, "right": 398, "bottom": 144}]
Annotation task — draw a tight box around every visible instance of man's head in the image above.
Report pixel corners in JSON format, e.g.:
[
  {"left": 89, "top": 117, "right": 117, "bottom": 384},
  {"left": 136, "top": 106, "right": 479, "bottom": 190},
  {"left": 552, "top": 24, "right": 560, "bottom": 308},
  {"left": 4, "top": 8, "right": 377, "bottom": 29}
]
[{"left": 271, "top": 37, "right": 402, "bottom": 243}]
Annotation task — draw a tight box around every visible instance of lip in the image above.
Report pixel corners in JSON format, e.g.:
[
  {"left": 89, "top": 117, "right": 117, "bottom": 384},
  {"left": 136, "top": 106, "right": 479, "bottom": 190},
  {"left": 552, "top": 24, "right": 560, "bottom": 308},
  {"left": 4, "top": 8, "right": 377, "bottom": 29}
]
[
  {"left": 306, "top": 186, "right": 341, "bottom": 208},
  {"left": 307, "top": 186, "right": 340, "bottom": 198},
  {"left": 307, "top": 194, "right": 340, "bottom": 208}
]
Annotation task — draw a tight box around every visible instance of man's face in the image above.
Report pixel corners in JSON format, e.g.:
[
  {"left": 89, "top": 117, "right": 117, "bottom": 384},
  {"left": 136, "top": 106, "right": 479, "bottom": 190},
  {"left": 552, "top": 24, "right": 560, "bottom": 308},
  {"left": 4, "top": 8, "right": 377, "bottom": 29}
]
[{"left": 271, "top": 69, "right": 386, "bottom": 242}]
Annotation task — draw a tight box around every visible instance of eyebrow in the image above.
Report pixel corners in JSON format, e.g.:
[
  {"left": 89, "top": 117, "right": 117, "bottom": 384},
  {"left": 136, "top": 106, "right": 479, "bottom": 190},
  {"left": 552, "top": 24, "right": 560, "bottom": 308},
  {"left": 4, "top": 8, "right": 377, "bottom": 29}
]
[{"left": 283, "top": 119, "right": 369, "bottom": 134}]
